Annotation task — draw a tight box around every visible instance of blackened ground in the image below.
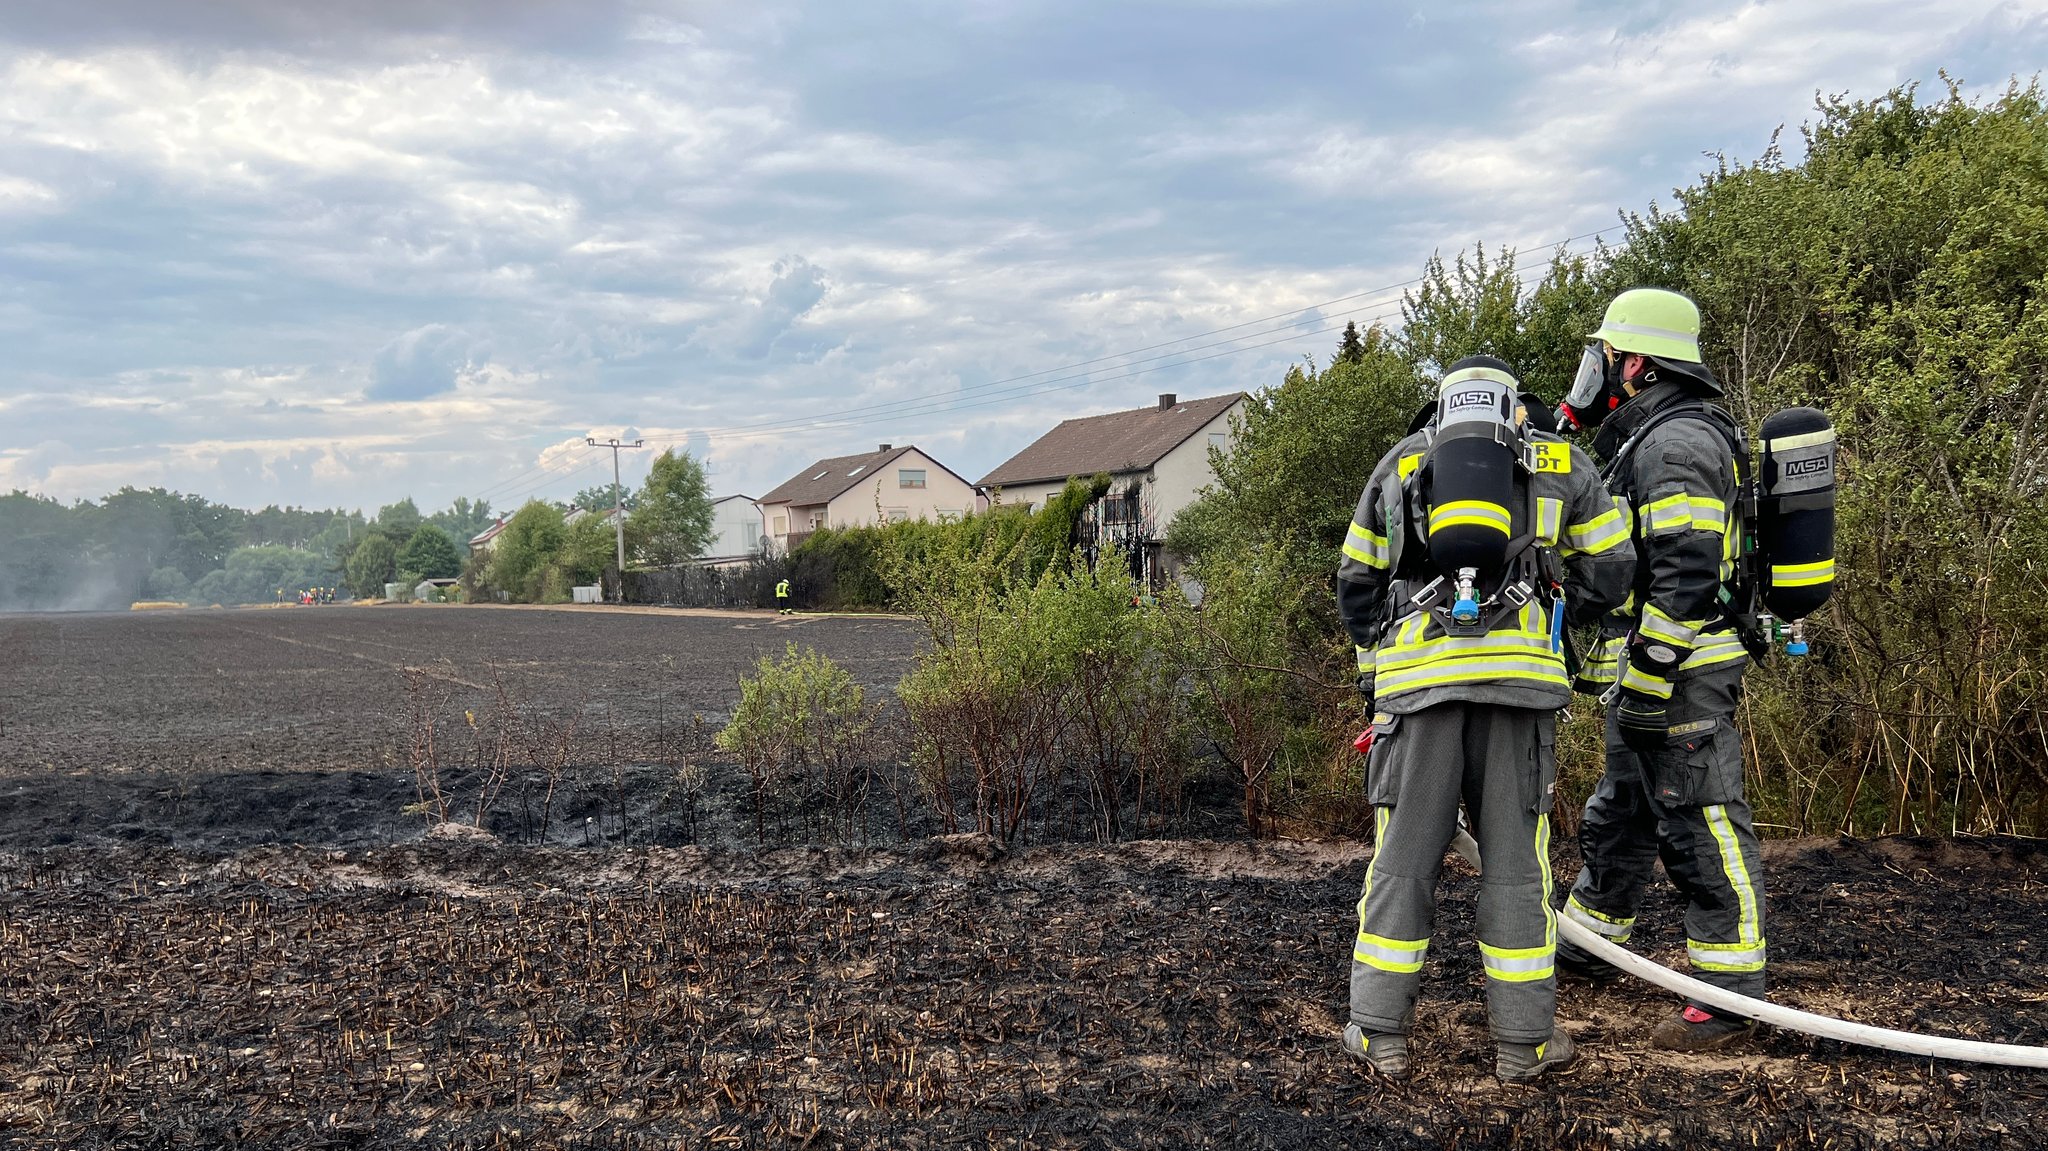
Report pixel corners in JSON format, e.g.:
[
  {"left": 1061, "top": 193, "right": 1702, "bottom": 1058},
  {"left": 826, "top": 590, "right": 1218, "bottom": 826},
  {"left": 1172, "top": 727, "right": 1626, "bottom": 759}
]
[
  {"left": 0, "top": 605, "right": 927, "bottom": 850},
  {"left": 1, "top": 836, "right": 2045, "bottom": 1149},
  {"left": 1, "top": 608, "right": 2045, "bottom": 1147}
]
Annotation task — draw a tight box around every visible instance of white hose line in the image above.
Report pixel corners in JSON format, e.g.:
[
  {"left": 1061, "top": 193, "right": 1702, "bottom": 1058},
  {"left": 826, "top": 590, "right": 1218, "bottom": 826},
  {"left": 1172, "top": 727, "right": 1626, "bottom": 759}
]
[
  {"left": 1445, "top": 832, "right": 2048, "bottom": 1068},
  {"left": 1556, "top": 916, "right": 2048, "bottom": 1069}
]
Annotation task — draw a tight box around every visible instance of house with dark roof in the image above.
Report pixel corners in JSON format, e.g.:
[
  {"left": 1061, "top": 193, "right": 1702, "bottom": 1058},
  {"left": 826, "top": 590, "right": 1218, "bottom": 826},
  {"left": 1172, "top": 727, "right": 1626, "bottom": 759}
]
[
  {"left": 759, "top": 444, "right": 976, "bottom": 554},
  {"left": 977, "top": 390, "right": 1246, "bottom": 542}
]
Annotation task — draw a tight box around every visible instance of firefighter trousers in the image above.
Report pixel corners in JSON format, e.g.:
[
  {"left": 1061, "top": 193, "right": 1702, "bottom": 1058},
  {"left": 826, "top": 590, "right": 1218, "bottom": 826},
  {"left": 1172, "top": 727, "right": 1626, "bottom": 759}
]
[
  {"left": 1560, "top": 666, "right": 1767, "bottom": 1001},
  {"left": 1350, "top": 701, "right": 1559, "bottom": 1045}
]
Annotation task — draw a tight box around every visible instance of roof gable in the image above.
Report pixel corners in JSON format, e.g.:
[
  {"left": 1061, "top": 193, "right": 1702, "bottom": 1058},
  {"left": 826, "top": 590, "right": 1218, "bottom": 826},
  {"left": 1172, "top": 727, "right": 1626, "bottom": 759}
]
[
  {"left": 976, "top": 392, "right": 1246, "bottom": 489},
  {"left": 759, "top": 445, "right": 924, "bottom": 507}
]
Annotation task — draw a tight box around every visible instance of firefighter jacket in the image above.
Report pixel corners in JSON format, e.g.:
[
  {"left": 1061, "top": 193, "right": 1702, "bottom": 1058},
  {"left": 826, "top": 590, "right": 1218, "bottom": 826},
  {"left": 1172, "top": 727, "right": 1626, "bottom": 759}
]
[
  {"left": 1336, "top": 429, "right": 1636, "bottom": 714},
  {"left": 1582, "top": 381, "right": 1749, "bottom": 699}
]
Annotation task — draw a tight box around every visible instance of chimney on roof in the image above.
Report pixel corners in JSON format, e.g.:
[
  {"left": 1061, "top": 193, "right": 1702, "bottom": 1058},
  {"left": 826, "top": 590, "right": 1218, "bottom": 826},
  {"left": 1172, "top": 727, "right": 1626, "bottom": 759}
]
[
  {"left": 879, "top": 443, "right": 893, "bottom": 452},
  {"left": 1157, "top": 393, "right": 1177, "bottom": 411}
]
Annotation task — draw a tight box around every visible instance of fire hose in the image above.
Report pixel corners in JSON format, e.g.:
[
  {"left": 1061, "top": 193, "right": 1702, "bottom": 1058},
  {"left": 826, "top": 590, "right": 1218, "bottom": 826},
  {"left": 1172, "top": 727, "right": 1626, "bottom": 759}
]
[{"left": 1444, "top": 830, "right": 2048, "bottom": 1069}]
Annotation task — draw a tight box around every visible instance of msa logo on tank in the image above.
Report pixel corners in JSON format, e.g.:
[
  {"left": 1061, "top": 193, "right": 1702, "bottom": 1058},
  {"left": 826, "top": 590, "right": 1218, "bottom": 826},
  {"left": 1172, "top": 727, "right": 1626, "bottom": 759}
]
[
  {"left": 1444, "top": 388, "right": 1496, "bottom": 415},
  {"left": 1781, "top": 455, "right": 1832, "bottom": 481}
]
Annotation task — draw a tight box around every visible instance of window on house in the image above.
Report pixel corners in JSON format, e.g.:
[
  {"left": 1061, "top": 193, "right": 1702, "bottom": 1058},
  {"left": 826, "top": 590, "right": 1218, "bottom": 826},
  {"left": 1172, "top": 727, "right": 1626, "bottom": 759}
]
[
  {"left": 898, "top": 468, "right": 926, "bottom": 489},
  {"left": 848, "top": 465, "right": 865, "bottom": 478},
  {"left": 886, "top": 508, "right": 910, "bottom": 524},
  {"left": 772, "top": 514, "right": 787, "bottom": 535},
  {"left": 743, "top": 522, "right": 761, "bottom": 548},
  {"left": 813, "top": 471, "right": 829, "bottom": 480},
  {"left": 1209, "top": 431, "right": 1228, "bottom": 450},
  {"left": 937, "top": 509, "right": 962, "bottom": 523},
  {"left": 1102, "top": 493, "right": 1140, "bottom": 523},
  {"left": 810, "top": 510, "right": 827, "bottom": 530}
]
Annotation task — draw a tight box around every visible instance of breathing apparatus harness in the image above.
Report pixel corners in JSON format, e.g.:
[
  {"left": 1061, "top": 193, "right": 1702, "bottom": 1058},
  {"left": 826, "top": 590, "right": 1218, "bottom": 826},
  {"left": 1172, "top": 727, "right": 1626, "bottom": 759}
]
[{"left": 1380, "top": 382, "right": 1569, "bottom": 656}]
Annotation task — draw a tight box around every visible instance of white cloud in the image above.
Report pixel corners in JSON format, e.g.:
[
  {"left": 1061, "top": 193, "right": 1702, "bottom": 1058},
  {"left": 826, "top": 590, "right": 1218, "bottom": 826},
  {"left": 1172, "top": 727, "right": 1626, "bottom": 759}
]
[{"left": 0, "top": 1, "right": 2042, "bottom": 512}]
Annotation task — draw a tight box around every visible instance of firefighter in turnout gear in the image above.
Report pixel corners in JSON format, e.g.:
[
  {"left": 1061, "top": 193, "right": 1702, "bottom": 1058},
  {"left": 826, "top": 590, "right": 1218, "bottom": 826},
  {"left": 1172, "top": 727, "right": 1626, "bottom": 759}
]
[
  {"left": 776, "top": 578, "right": 791, "bottom": 614},
  {"left": 1553, "top": 288, "right": 1767, "bottom": 1052},
  {"left": 1337, "top": 356, "right": 1635, "bottom": 1082}
]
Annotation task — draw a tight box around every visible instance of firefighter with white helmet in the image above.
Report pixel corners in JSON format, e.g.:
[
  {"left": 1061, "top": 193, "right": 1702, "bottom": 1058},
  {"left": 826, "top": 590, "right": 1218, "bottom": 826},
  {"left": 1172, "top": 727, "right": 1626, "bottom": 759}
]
[{"left": 1338, "top": 355, "right": 1635, "bottom": 1081}]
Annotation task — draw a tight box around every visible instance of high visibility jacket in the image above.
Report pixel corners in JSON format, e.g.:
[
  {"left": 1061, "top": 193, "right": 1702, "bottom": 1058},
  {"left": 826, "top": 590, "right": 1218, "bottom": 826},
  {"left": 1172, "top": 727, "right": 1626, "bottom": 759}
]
[
  {"left": 1583, "top": 382, "right": 1749, "bottom": 700},
  {"left": 776, "top": 580, "right": 790, "bottom": 597},
  {"left": 1337, "top": 429, "right": 1636, "bottom": 714}
]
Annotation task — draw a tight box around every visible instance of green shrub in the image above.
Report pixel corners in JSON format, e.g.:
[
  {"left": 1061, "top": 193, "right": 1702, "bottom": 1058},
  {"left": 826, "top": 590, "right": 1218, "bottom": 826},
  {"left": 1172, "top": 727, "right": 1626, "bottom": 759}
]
[{"left": 715, "top": 643, "right": 874, "bottom": 843}]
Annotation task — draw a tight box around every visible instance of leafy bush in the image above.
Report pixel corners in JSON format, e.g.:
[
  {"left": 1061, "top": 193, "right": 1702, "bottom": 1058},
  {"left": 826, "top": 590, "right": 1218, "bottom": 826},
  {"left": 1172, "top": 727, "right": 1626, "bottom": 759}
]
[
  {"left": 895, "top": 541, "right": 1194, "bottom": 844},
  {"left": 715, "top": 644, "right": 876, "bottom": 843}
]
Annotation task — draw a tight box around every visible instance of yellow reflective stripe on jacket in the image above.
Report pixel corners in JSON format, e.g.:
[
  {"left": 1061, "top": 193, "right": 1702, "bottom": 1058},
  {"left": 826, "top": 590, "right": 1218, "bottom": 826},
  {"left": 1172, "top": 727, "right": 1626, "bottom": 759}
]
[
  {"left": 1344, "top": 520, "right": 1391, "bottom": 569},
  {"left": 1619, "top": 660, "right": 1674, "bottom": 700},
  {"left": 1536, "top": 497, "right": 1563, "bottom": 545},
  {"left": 1682, "top": 631, "right": 1748, "bottom": 672},
  {"left": 1639, "top": 493, "right": 1728, "bottom": 536},
  {"left": 1428, "top": 500, "right": 1512, "bottom": 536},
  {"left": 1639, "top": 603, "right": 1703, "bottom": 650},
  {"left": 1564, "top": 500, "right": 1630, "bottom": 555},
  {"left": 1771, "top": 558, "right": 1834, "bottom": 587},
  {"left": 1355, "top": 645, "right": 1373, "bottom": 672}
]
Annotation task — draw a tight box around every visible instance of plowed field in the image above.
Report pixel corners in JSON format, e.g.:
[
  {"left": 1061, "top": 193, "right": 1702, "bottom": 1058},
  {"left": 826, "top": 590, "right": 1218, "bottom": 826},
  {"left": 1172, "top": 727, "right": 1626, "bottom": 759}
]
[{"left": 0, "top": 608, "right": 2043, "bottom": 1149}]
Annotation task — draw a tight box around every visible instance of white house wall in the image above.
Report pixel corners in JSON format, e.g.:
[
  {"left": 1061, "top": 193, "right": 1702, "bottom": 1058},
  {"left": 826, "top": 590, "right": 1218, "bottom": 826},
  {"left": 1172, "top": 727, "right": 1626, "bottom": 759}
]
[
  {"left": 1148, "top": 401, "right": 1243, "bottom": 537},
  {"left": 704, "top": 498, "right": 764, "bottom": 560}
]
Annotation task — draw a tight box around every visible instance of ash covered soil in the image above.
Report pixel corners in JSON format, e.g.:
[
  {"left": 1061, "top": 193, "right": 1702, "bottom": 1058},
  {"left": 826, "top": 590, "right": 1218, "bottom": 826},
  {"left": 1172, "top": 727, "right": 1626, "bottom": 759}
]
[
  {"left": 0, "top": 605, "right": 923, "bottom": 849},
  {"left": 0, "top": 609, "right": 2045, "bottom": 1149}
]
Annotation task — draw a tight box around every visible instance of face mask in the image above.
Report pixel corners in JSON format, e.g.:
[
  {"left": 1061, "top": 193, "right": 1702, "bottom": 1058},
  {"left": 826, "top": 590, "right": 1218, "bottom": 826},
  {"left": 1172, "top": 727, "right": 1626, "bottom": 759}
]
[{"left": 1557, "top": 342, "right": 1621, "bottom": 432}]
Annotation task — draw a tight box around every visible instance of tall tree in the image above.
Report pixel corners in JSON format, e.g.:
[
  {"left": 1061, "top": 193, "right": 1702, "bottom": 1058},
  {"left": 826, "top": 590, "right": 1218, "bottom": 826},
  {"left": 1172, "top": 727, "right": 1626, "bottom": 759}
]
[
  {"left": 375, "top": 498, "right": 422, "bottom": 540},
  {"left": 426, "top": 497, "right": 496, "bottom": 543},
  {"left": 1336, "top": 319, "right": 1367, "bottom": 365},
  {"left": 627, "top": 450, "right": 716, "bottom": 565},
  {"left": 485, "top": 501, "right": 569, "bottom": 600},
  {"left": 397, "top": 525, "right": 463, "bottom": 581},
  {"left": 573, "top": 484, "right": 640, "bottom": 514},
  {"left": 344, "top": 533, "right": 399, "bottom": 598}
]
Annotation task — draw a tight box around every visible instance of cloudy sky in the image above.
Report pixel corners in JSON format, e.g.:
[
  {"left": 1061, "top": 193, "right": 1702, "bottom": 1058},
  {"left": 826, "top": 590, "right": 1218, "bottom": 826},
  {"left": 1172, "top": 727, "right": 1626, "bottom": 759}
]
[{"left": 2, "top": 1, "right": 2042, "bottom": 514}]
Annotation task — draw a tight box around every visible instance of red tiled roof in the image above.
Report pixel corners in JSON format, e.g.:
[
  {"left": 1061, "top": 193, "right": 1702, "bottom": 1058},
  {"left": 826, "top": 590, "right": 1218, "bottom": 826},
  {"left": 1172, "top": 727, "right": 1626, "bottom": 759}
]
[{"left": 976, "top": 392, "right": 1246, "bottom": 489}]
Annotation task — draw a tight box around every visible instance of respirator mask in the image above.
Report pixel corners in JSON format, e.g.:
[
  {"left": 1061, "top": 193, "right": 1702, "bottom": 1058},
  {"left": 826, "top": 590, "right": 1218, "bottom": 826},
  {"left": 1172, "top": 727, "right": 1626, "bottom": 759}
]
[{"left": 1556, "top": 342, "right": 1621, "bottom": 432}]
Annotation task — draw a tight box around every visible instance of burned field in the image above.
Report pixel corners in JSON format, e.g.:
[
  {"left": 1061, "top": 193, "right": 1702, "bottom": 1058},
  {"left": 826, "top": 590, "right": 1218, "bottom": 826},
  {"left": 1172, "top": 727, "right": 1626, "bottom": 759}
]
[{"left": 0, "top": 610, "right": 2045, "bottom": 1148}]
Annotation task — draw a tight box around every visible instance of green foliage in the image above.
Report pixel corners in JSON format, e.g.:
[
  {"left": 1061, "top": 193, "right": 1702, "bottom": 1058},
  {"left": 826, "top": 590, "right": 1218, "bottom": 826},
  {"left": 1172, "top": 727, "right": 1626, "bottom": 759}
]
[
  {"left": 1605, "top": 80, "right": 2048, "bottom": 834},
  {"left": 397, "top": 525, "right": 463, "bottom": 582},
  {"left": 715, "top": 644, "right": 873, "bottom": 842},
  {"left": 142, "top": 567, "right": 191, "bottom": 601},
  {"left": 482, "top": 501, "right": 568, "bottom": 601},
  {"left": 191, "top": 545, "right": 334, "bottom": 604},
  {"left": 628, "top": 450, "right": 716, "bottom": 565},
  {"left": 344, "top": 533, "right": 399, "bottom": 598},
  {"left": 896, "top": 543, "right": 1193, "bottom": 844},
  {"left": 573, "top": 484, "right": 639, "bottom": 515},
  {"left": 1336, "top": 319, "right": 1367, "bottom": 365},
  {"left": 1399, "top": 243, "right": 1608, "bottom": 399},
  {"left": 425, "top": 497, "right": 495, "bottom": 544},
  {"left": 562, "top": 512, "right": 619, "bottom": 586},
  {"left": 375, "top": 498, "right": 422, "bottom": 541}
]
